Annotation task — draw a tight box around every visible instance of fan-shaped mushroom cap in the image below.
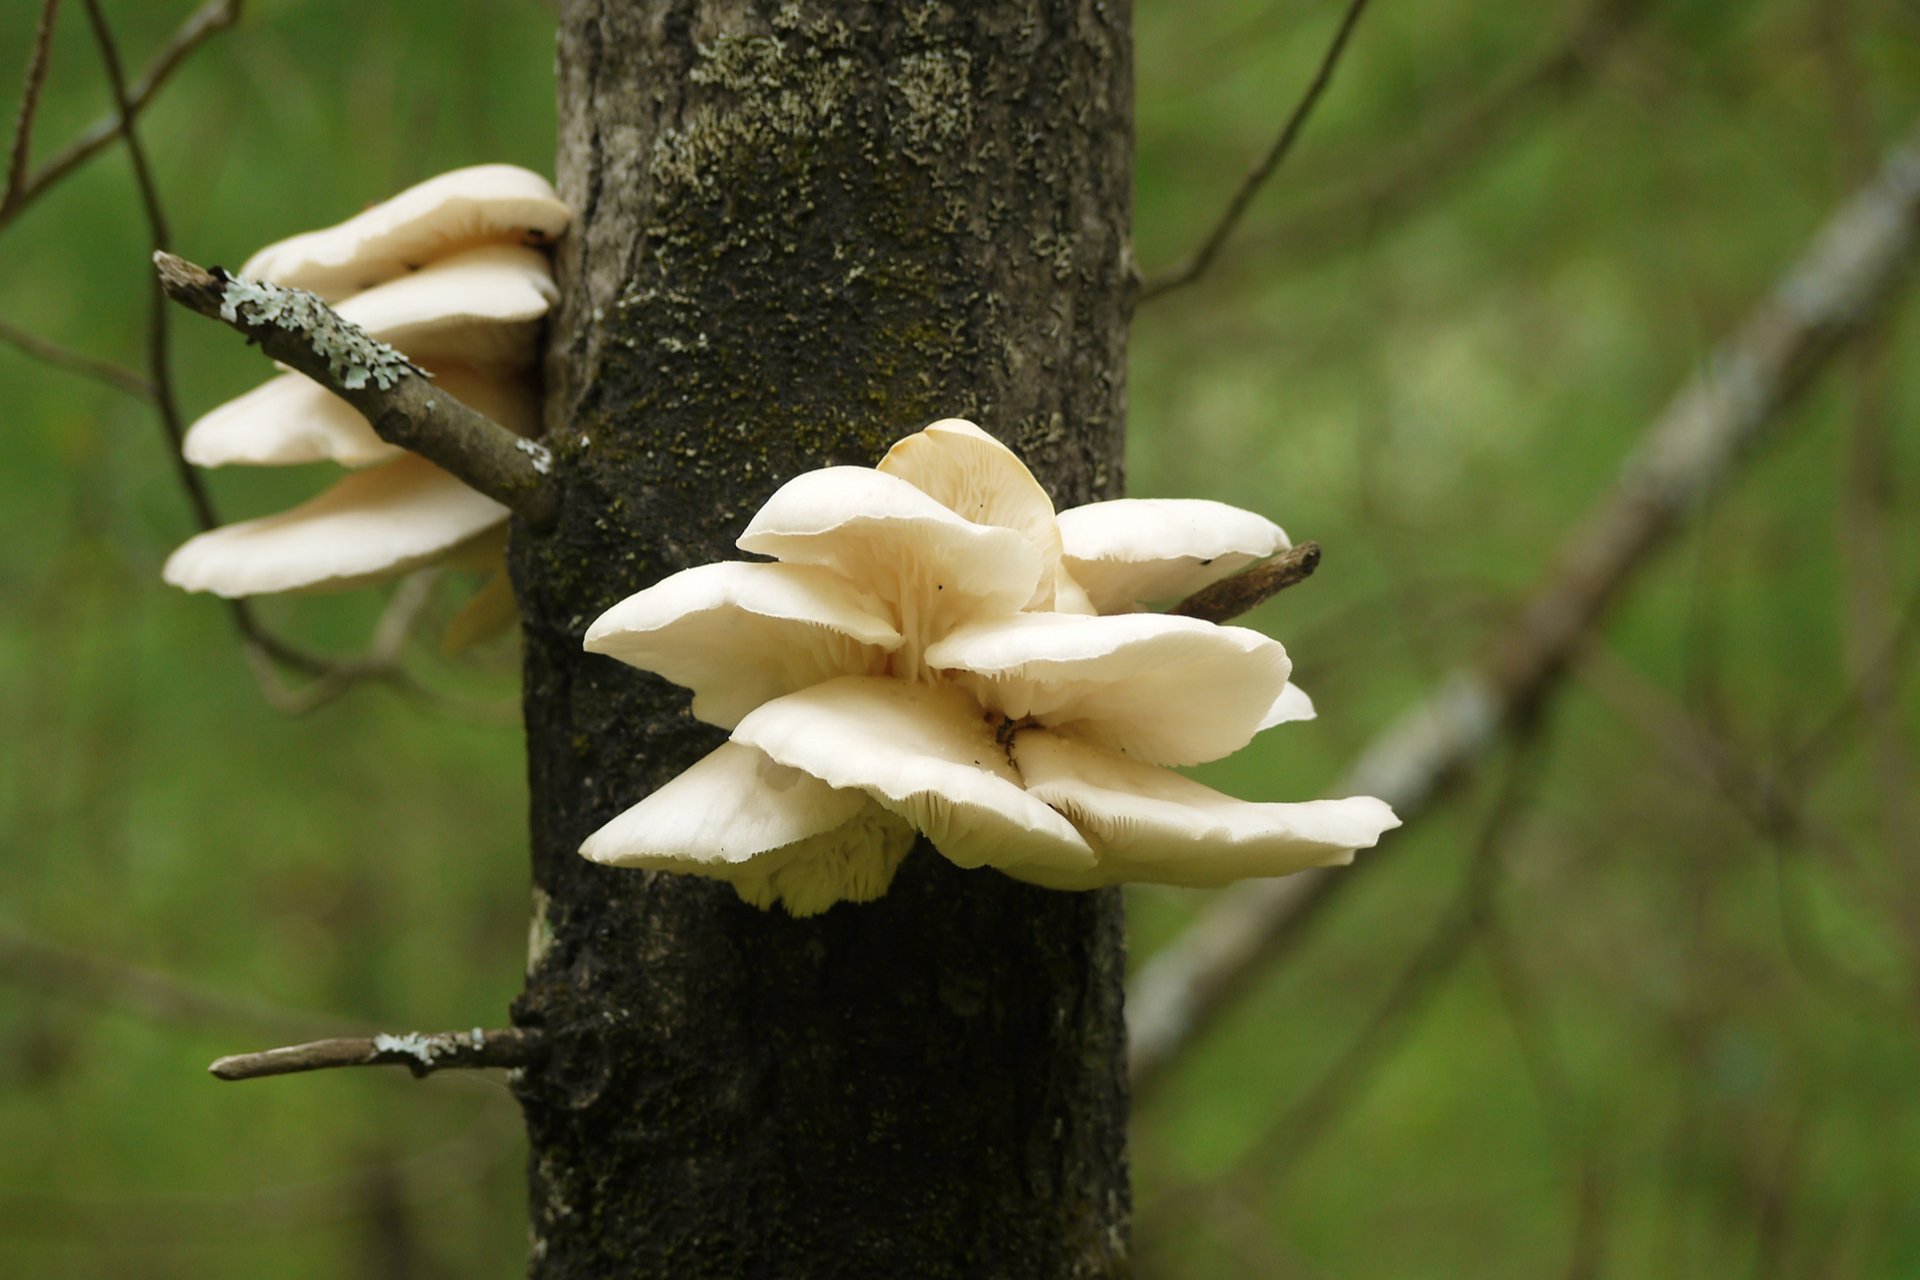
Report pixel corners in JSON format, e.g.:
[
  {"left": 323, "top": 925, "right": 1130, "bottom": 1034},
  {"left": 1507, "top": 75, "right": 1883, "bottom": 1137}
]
[
  {"left": 579, "top": 741, "right": 914, "bottom": 917},
  {"left": 1260, "top": 681, "right": 1316, "bottom": 729},
  {"left": 584, "top": 562, "right": 902, "bottom": 729},
  {"left": 926, "top": 612, "right": 1290, "bottom": 766},
  {"left": 333, "top": 244, "right": 557, "bottom": 369},
  {"left": 182, "top": 363, "right": 540, "bottom": 469},
  {"left": 878, "top": 418, "right": 1068, "bottom": 609},
  {"left": 239, "top": 164, "right": 570, "bottom": 302},
  {"left": 1006, "top": 729, "right": 1400, "bottom": 889},
  {"left": 1057, "top": 498, "right": 1289, "bottom": 612},
  {"left": 161, "top": 456, "right": 507, "bottom": 596},
  {"left": 737, "top": 467, "right": 1043, "bottom": 666},
  {"left": 730, "top": 675, "right": 1094, "bottom": 873}
]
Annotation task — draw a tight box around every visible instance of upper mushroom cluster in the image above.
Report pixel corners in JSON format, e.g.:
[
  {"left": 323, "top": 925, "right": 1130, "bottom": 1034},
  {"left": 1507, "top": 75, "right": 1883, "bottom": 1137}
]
[
  {"left": 161, "top": 165, "right": 571, "bottom": 644},
  {"left": 582, "top": 419, "right": 1399, "bottom": 916}
]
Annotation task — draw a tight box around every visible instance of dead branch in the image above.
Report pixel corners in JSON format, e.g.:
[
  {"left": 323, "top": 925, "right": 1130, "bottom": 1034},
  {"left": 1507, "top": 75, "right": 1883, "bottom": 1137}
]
[
  {"left": 1126, "top": 111, "right": 1920, "bottom": 1098},
  {"left": 0, "top": 0, "right": 240, "bottom": 229},
  {"left": 210, "top": 1027, "right": 546, "bottom": 1082},
  {"left": 4, "top": 0, "right": 60, "bottom": 207},
  {"left": 153, "top": 252, "right": 558, "bottom": 526},
  {"left": 1171, "top": 541, "right": 1321, "bottom": 622},
  {"left": 1138, "top": 0, "right": 1376, "bottom": 303},
  {"left": 1242, "top": 0, "right": 1646, "bottom": 267}
]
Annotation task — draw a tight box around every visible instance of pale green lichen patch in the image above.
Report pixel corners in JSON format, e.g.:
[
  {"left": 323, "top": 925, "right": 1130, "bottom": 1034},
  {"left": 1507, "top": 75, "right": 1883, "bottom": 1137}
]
[
  {"left": 888, "top": 50, "right": 973, "bottom": 152},
  {"left": 218, "top": 275, "right": 422, "bottom": 392}
]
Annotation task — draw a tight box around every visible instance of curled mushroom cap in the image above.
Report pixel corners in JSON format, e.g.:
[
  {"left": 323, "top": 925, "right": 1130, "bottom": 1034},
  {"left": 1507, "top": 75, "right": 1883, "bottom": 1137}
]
[
  {"left": 1260, "top": 681, "right": 1316, "bottom": 729},
  {"left": 584, "top": 562, "right": 902, "bottom": 729},
  {"left": 737, "top": 466, "right": 1042, "bottom": 664},
  {"left": 240, "top": 164, "right": 571, "bottom": 302},
  {"left": 161, "top": 456, "right": 506, "bottom": 597},
  {"left": 731, "top": 675, "right": 1095, "bottom": 873},
  {"left": 878, "top": 418, "right": 1069, "bottom": 609},
  {"left": 579, "top": 741, "right": 914, "bottom": 916},
  {"left": 1057, "top": 497, "right": 1289, "bottom": 612},
  {"left": 926, "top": 611, "right": 1292, "bottom": 766},
  {"left": 333, "top": 244, "right": 557, "bottom": 370},
  {"left": 1006, "top": 729, "right": 1401, "bottom": 889},
  {"left": 182, "top": 364, "right": 538, "bottom": 470}
]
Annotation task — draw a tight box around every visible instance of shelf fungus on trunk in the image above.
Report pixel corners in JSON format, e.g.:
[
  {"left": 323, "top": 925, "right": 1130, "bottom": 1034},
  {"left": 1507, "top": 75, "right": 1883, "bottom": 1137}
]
[
  {"left": 161, "top": 165, "right": 570, "bottom": 648},
  {"left": 580, "top": 418, "right": 1399, "bottom": 916}
]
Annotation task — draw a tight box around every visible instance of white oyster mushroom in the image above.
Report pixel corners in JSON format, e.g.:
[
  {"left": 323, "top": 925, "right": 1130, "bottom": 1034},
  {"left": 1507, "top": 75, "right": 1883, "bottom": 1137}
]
[
  {"left": 333, "top": 244, "right": 557, "bottom": 370},
  {"left": 241, "top": 163, "right": 570, "bottom": 302},
  {"left": 578, "top": 417, "right": 1395, "bottom": 916},
  {"left": 183, "top": 364, "right": 539, "bottom": 469},
  {"left": 162, "top": 456, "right": 507, "bottom": 597},
  {"left": 1057, "top": 497, "right": 1289, "bottom": 613},
  {"left": 165, "top": 166, "right": 569, "bottom": 631},
  {"left": 584, "top": 562, "right": 902, "bottom": 729},
  {"left": 926, "top": 611, "right": 1292, "bottom": 766},
  {"left": 1006, "top": 729, "right": 1399, "bottom": 889}
]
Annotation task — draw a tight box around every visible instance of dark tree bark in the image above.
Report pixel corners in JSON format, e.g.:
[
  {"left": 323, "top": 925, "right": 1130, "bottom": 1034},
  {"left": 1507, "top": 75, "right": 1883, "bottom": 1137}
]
[{"left": 509, "top": 2, "right": 1134, "bottom": 1276}]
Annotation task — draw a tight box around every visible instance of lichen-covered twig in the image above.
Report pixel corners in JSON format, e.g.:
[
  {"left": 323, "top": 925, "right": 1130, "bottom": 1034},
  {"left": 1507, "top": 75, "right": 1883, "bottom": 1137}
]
[
  {"left": 209, "top": 1026, "right": 546, "bottom": 1082},
  {"left": 1137, "top": 0, "right": 1375, "bottom": 303},
  {"left": 153, "top": 252, "right": 559, "bottom": 527},
  {"left": 1127, "top": 111, "right": 1920, "bottom": 1097},
  {"left": 1171, "top": 541, "right": 1321, "bottom": 623}
]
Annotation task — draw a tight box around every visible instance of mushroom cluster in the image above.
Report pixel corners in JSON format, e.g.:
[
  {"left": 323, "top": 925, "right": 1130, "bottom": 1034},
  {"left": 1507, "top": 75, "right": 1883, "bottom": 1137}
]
[
  {"left": 162, "top": 165, "right": 571, "bottom": 645},
  {"left": 581, "top": 419, "right": 1398, "bottom": 916}
]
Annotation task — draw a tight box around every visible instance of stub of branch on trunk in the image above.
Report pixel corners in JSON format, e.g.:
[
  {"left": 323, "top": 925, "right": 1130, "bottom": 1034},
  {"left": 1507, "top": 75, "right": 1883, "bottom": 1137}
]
[
  {"left": 1171, "top": 541, "right": 1322, "bottom": 623},
  {"left": 151, "top": 251, "right": 558, "bottom": 529},
  {"left": 209, "top": 1026, "right": 546, "bottom": 1082}
]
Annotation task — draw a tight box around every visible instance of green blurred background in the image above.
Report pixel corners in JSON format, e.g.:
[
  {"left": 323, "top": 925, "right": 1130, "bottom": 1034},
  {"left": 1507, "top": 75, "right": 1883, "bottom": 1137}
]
[{"left": 1, "top": 1, "right": 1916, "bottom": 1276}]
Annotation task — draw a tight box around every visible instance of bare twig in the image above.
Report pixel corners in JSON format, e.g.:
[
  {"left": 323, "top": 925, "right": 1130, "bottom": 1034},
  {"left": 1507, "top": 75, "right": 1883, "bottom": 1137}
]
[
  {"left": 153, "top": 252, "right": 559, "bottom": 525},
  {"left": 4, "top": 0, "right": 60, "bottom": 207},
  {"left": 210, "top": 1026, "right": 546, "bottom": 1082},
  {"left": 1138, "top": 0, "right": 1376, "bottom": 303},
  {"left": 1126, "top": 113, "right": 1920, "bottom": 1097},
  {"left": 0, "top": 314, "right": 152, "bottom": 398},
  {"left": 1171, "top": 541, "right": 1321, "bottom": 622},
  {"left": 1238, "top": 0, "right": 1645, "bottom": 267},
  {"left": 0, "top": 0, "right": 240, "bottom": 229}
]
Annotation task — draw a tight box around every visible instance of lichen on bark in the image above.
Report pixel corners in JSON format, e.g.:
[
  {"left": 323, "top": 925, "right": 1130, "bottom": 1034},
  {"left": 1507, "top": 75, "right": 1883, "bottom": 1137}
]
[{"left": 510, "top": 3, "right": 1133, "bottom": 1275}]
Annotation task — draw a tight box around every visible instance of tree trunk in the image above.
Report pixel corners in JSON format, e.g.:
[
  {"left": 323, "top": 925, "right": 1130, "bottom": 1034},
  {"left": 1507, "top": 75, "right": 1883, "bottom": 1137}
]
[{"left": 510, "top": 2, "right": 1133, "bottom": 1275}]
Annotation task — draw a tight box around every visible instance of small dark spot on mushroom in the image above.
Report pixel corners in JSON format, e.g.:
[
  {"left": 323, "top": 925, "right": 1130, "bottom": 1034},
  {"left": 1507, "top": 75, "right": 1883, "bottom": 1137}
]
[{"left": 1199, "top": 557, "right": 1214, "bottom": 565}]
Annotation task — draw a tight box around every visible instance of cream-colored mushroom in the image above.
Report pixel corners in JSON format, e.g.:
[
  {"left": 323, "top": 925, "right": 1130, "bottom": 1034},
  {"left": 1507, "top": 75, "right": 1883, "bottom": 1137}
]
[
  {"left": 737, "top": 467, "right": 1043, "bottom": 670},
  {"left": 1057, "top": 497, "right": 1289, "bottom": 612},
  {"left": 579, "top": 740, "right": 916, "bottom": 916},
  {"left": 1260, "top": 681, "right": 1316, "bottom": 728},
  {"left": 240, "top": 164, "right": 571, "bottom": 302},
  {"left": 1006, "top": 728, "right": 1400, "bottom": 889},
  {"left": 730, "top": 675, "right": 1095, "bottom": 874},
  {"left": 161, "top": 455, "right": 506, "bottom": 597},
  {"left": 332, "top": 244, "right": 556, "bottom": 370},
  {"left": 925, "top": 611, "right": 1291, "bottom": 766},
  {"left": 182, "top": 364, "right": 539, "bottom": 469},
  {"left": 584, "top": 562, "right": 902, "bottom": 729}
]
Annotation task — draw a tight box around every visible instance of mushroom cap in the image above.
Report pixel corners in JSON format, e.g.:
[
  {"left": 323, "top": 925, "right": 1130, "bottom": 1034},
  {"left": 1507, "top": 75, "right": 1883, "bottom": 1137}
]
[
  {"left": 877, "top": 418, "right": 1066, "bottom": 608},
  {"left": 579, "top": 741, "right": 915, "bottom": 917},
  {"left": 182, "top": 363, "right": 540, "bottom": 470},
  {"left": 584, "top": 561, "right": 902, "bottom": 729},
  {"left": 730, "top": 675, "right": 1094, "bottom": 873},
  {"left": 239, "top": 164, "right": 570, "bottom": 302},
  {"left": 581, "top": 741, "right": 868, "bottom": 869},
  {"left": 161, "top": 455, "right": 507, "bottom": 596},
  {"left": 737, "top": 466, "right": 1042, "bottom": 662},
  {"left": 925, "top": 611, "right": 1291, "bottom": 766},
  {"left": 1056, "top": 497, "right": 1289, "bottom": 612},
  {"left": 1260, "top": 681, "right": 1316, "bottom": 729},
  {"left": 333, "top": 244, "right": 557, "bottom": 370},
  {"left": 1006, "top": 728, "right": 1401, "bottom": 889}
]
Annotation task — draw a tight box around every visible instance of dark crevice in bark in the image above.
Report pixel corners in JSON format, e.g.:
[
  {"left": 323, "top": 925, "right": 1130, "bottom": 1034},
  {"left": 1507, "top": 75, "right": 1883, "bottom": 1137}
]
[{"left": 512, "top": 3, "right": 1132, "bottom": 1275}]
